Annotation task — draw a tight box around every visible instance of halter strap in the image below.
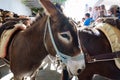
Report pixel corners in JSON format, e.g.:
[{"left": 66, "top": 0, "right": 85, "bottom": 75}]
[{"left": 44, "top": 17, "right": 85, "bottom": 64}]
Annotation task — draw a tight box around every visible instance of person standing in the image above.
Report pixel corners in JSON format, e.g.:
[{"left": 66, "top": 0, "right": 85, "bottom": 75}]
[
  {"left": 84, "top": 13, "right": 93, "bottom": 26},
  {"left": 99, "top": 4, "right": 107, "bottom": 17},
  {"left": 88, "top": 7, "right": 93, "bottom": 18},
  {"left": 91, "top": 6, "right": 99, "bottom": 21}
]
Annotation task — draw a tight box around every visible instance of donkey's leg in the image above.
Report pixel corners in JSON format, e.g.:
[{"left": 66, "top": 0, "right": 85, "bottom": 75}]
[
  {"left": 30, "top": 77, "right": 36, "bottom": 80},
  {"left": 77, "top": 73, "right": 93, "bottom": 80},
  {"left": 13, "top": 76, "right": 23, "bottom": 80},
  {"left": 77, "top": 66, "right": 94, "bottom": 80},
  {"left": 30, "top": 68, "right": 40, "bottom": 80},
  {"left": 61, "top": 67, "right": 70, "bottom": 80}
]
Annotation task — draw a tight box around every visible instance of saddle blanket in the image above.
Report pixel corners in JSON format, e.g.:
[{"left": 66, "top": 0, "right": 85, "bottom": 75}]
[
  {"left": 0, "top": 23, "right": 26, "bottom": 58},
  {"left": 95, "top": 23, "right": 120, "bottom": 69}
]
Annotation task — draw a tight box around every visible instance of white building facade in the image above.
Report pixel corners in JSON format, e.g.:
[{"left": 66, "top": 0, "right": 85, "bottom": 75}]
[{"left": 0, "top": 0, "right": 32, "bottom": 16}]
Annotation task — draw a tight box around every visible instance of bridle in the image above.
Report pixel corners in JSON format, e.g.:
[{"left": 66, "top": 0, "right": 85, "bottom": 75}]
[
  {"left": 43, "top": 17, "right": 86, "bottom": 77},
  {"left": 44, "top": 16, "right": 85, "bottom": 64}
]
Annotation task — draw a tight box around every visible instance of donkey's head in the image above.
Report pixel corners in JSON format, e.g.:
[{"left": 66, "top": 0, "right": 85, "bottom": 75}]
[{"left": 40, "top": 0, "right": 80, "bottom": 57}]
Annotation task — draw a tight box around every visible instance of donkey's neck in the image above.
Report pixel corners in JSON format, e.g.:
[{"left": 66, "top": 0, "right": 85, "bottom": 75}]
[{"left": 24, "top": 16, "right": 48, "bottom": 36}]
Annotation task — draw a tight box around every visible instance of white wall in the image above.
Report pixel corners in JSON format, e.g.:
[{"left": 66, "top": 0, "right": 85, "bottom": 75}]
[
  {"left": 0, "top": 0, "right": 32, "bottom": 16},
  {"left": 63, "top": 0, "right": 98, "bottom": 22}
]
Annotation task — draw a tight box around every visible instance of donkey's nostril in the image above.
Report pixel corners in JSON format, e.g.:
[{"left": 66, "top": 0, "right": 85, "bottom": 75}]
[{"left": 77, "top": 69, "right": 81, "bottom": 73}]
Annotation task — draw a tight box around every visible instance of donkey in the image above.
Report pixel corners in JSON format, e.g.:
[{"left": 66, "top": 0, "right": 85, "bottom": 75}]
[
  {"left": 0, "top": 0, "right": 81, "bottom": 80},
  {"left": 76, "top": 18, "right": 120, "bottom": 80}
]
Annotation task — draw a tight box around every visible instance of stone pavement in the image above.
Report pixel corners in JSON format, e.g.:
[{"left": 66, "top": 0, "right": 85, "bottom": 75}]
[
  {"left": 0, "top": 59, "right": 110, "bottom": 80},
  {"left": 0, "top": 59, "right": 62, "bottom": 80}
]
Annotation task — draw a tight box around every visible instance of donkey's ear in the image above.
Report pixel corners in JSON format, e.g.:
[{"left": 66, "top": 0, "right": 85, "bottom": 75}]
[{"left": 39, "top": 0, "right": 59, "bottom": 17}]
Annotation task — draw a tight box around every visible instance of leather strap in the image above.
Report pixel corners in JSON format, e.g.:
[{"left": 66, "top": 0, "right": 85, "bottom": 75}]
[{"left": 86, "top": 51, "right": 120, "bottom": 63}]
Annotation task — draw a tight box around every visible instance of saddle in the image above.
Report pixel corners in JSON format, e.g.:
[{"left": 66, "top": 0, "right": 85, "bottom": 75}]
[
  {"left": 0, "top": 21, "right": 26, "bottom": 58},
  {"left": 95, "top": 23, "right": 120, "bottom": 69}
]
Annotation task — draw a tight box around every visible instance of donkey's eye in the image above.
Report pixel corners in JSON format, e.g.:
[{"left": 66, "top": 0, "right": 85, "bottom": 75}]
[
  {"left": 61, "top": 34, "right": 70, "bottom": 40},
  {"left": 58, "top": 31, "right": 72, "bottom": 44}
]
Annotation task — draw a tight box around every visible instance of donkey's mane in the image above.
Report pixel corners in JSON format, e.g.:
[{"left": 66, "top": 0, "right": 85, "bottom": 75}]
[{"left": 31, "top": 14, "right": 46, "bottom": 26}]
